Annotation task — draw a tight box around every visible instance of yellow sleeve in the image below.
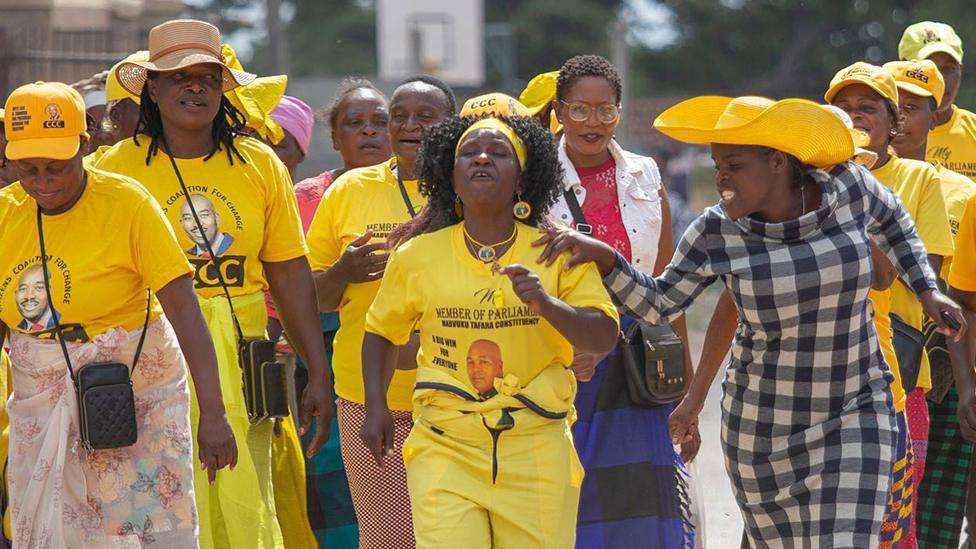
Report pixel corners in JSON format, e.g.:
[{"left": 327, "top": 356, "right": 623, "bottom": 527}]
[
  {"left": 131, "top": 191, "right": 194, "bottom": 292},
  {"left": 916, "top": 170, "right": 955, "bottom": 257},
  {"left": 949, "top": 195, "right": 976, "bottom": 291},
  {"left": 259, "top": 156, "right": 308, "bottom": 263},
  {"left": 557, "top": 258, "right": 621, "bottom": 331},
  {"left": 306, "top": 181, "right": 344, "bottom": 272},
  {"left": 364, "top": 245, "right": 420, "bottom": 346}
]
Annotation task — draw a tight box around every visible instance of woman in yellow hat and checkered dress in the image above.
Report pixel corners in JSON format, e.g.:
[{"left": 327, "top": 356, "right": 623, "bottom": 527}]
[{"left": 535, "top": 95, "right": 967, "bottom": 547}]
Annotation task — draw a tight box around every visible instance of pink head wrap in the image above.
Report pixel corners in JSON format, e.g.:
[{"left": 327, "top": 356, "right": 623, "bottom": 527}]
[{"left": 271, "top": 95, "right": 314, "bottom": 155}]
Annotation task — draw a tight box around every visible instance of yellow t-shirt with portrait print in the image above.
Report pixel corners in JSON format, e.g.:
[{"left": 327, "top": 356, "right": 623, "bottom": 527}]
[
  {"left": 364, "top": 222, "right": 619, "bottom": 406},
  {"left": 949, "top": 194, "right": 976, "bottom": 292},
  {"left": 927, "top": 106, "right": 976, "bottom": 180},
  {"left": 306, "top": 158, "right": 424, "bottom": 411},
  {"left": 934, "top": 164, "right": 976, "bottom": 279},
  {"left": 873, "top": 155, "right": 954, "bottom": 390},
  {"left": 95, "top": 135, "right": 307, "bottom": 298},
  {"left": 0, "top": 168, "right": 191, "bottom": 341}
]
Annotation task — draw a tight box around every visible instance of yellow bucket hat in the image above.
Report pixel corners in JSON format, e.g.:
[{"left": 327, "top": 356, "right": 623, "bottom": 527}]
[
  {"left": 824, "top": 62, "right": 899, "bottom": 104},
  {"left": 518, "top": 71, "right": 559, "bottom": 116},
  {"left": 460, "top": 93, "right": 532, "bottom": 118},
  {"left": 220, "top": 43, "right": 288, "bottom": 144},
  {"left": 899, "top": 21, "right": 963, "bottom": 63},
  {"left": 106, "top": 51, "right": 149, "bottom": 103},
  {"left": 883, "top": 59, "right": 945, "bottom": 108},
  {"left": 653, "top": 96, "right": 855, "bottom": 168},
  {"left": 4, "top": 81, "right": 88, "bottom": 161}
]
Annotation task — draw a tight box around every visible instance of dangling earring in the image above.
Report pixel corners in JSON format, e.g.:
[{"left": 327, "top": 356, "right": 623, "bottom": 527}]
[
  {"left": 513, "top": 193, "right": 531, "bottom": 220},
  {"left": 455, "top": 196, "right": 464, "bottom": 219}
]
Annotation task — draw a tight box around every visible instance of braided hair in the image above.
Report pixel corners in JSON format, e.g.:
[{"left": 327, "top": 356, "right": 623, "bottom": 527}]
[
  {"left": 133, "top": 72, "right": 248, "bottom": 165},
  {"left": 388, "top": 115, "right": 563, "bottom": 248}
]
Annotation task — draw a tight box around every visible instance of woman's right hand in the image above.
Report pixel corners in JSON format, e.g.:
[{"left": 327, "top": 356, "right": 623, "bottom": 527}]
[
  {"left": 360, "top": 405, "right": 395, "bottom": 467},
  {"left": 197, "top": 408, "right": 238, "bottom": 485},
  {"left": 669, "top": 395, "right": 703, "bottom": 463},
  {"left": 335, "top": 231, "right": 390, "bottom": 283},
  {"left": 532, "top": 225, "right": 619, "bottom": 276}
]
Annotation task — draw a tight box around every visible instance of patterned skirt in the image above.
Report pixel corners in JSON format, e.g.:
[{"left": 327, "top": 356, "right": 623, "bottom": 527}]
[{"left": 880, "top": 411, "right": 914, "bottom": 548}]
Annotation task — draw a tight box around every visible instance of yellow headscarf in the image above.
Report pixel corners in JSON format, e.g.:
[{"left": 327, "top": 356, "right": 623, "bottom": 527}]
[
  {"left": 221, "top": 44, "right": 289, "bottom": 144},
  {"left": 455, "top": 118, "right": 527, "bottom": 169}
]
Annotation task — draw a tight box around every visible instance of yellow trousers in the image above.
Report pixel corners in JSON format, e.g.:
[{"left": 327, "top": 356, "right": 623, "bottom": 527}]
[
  {"left": 403, "top": 406, "right": 582, "bottom": 549},
  {"left": 272, "top": 417, "right": 317, "bottom": 549}
]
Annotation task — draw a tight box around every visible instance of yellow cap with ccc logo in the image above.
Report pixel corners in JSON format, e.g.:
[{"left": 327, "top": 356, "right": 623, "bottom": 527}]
[
  {"left": 824, "top": 62, "right": 899, "bottom": 104},
  {"left": 883, "top": 59, "right": 946, "bottom": 108},
  {"left": 3, "top": 81, "right": 87, "bottom": 161}
]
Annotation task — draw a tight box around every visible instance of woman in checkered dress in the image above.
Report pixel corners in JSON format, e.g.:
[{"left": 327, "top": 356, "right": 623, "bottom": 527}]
[{"left": 536, "top": 96, "right": 967, "bottom": 547}]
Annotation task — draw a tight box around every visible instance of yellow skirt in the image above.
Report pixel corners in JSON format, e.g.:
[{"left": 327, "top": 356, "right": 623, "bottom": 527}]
[{"left": 272, "top": 416, "right": 317, "bottom": 549}]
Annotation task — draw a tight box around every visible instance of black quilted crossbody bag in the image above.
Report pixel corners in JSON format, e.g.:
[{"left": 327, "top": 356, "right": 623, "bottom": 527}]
[{"left": 37, "top": 207, "right": 150, "bottom": 451}]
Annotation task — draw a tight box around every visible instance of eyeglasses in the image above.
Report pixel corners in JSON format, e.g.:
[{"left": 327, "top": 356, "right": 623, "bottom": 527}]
[{"left": 560, "top": 100, "right": 621, "bottom": 123}]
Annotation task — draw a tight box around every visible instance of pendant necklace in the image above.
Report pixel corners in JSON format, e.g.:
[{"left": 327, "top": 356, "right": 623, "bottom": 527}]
[{"left": 463, "top": 223, "right": 517, "bottom": 308}]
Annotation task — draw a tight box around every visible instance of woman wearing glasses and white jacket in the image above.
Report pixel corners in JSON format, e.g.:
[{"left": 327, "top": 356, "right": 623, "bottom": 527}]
[{"left": 544, "top": 55, "right": 699, "bottom": 548}]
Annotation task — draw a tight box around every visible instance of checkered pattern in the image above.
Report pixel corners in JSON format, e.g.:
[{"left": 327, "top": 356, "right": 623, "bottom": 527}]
[
  {"left": 336, "top": 398, "right": 415, "bottom": 549},
  {"left": 604, "top": 162, "right": 938, "bottom": 547}
]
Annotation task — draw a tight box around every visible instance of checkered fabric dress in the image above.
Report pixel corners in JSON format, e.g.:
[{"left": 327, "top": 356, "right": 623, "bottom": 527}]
[{"left": 603, "top": 162, "right": 938, "bottom": 548}]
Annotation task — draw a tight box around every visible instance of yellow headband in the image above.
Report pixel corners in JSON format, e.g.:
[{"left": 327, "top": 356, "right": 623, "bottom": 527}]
[{"left": 455, "top": 117, "right": 527, "bottom": 169}]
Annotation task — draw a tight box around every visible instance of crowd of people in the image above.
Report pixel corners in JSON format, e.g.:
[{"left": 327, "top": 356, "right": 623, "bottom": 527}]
[{"left": 0, "top": 14, "right": 975, "bottom": 549}]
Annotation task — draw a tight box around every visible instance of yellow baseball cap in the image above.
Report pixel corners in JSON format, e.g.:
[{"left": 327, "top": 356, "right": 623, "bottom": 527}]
[
  {"left": 824, "top": 62, "right": 899, "bottom": 104},
  {"left": 106, "top": 51, "right": 149, "bottom": 103},
  {"left": 883, "top": 59, "right": 946, "bottom": 108},
  {"left": 3, "top": 81, "right": 87, "bottom": 161},
  {"left": 899, "top": 22, "right": 963, "bottom": 63},
  {"left": 460, "top": 93, "right": 532, "bottom": 118},
  {"left": 519, "top": 71, "right": 559, "bottom": 116}
]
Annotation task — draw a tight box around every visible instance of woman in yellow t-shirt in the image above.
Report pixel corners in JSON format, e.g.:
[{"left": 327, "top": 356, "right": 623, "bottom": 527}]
[
  {"left": 306, "top": 75, "right": 455, "bottom": 548},
  {"left": 93, "top": 19, "right": 334, "bottom": 549},
  {"left": 360, "top": 116, "right": 619, "bottom": 548},
  {"left": 0, "top": 81, "right": 236, "bottom": 547}
]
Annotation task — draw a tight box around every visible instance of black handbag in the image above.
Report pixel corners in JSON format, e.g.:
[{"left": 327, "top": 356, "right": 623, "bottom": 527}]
[
  {"left": 561, "top": 188, "right": 688, "bottom": 405},
  {"left": 164, "top": 145, "right": 289, "bottom": 424},
  {"left": 37, "top": 207, "right": 151, "bottom": 450},
  {"left": 890, "top": 312, "right": 924, "bottom": 394}
]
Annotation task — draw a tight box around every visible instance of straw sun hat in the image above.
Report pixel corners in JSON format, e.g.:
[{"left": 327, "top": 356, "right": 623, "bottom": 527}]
[
  {"left": 115, "top": 19, "right": 256, "bottom": 97},
  {"left": 653, "top": 96, "right": 855, "bottom": 168}
]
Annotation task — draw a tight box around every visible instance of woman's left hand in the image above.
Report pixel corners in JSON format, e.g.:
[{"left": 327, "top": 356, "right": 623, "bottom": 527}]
[
  {"left": 197, "top": 409, "right": 238, "bottom": 485},
  {"left": 497, "top": 264, "right": 553, "bottom": 315},
  {"left": 300, "top": 380, "right": 335, "bottom": 458},
  {"left": 920, "top": 289, "right": 967, "bottom": 342}
]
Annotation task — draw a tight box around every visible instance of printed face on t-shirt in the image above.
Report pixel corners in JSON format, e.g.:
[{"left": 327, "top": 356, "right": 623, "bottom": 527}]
[
  {"left": 180, "top": 194, "right": 221, "bottom": 248},
  {"left": 16, "top": 264, "right": 51, "bottom": 325},
  {"left": 466, "top": 339, "right": 504, "bottom": 395}
]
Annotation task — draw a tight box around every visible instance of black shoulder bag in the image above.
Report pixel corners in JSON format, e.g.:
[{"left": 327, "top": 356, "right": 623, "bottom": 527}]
[
  {"left": 164, "top": 147, "right": 289, "bottom": 424},
  {"left": 890, "top": 312, "right": 924, "bottom": 394},
  {"left": 37, "top": 207, "right": 150, "bottom": 450},
  {"left": 563, "top": 188, "right": 688, "bottom": 406}
]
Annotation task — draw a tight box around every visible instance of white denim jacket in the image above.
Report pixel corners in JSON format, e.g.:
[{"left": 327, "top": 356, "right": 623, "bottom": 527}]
[{"left": 550, "top": 137, "right": 663, "bottom": 275}]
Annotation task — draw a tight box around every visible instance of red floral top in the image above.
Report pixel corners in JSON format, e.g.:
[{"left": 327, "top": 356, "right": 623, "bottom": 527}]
[{"left": 577, "top": 157, "right": 632, "bottom": 262}]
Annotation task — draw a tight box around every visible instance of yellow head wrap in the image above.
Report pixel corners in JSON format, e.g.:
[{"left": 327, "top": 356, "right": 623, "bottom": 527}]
[
  {"left": 519, "top": 71, "right": 559, "bottom": 116},
  {"left": 455, "top": 118, "right": 527, "bottom": 169},
  {"left": 221, "top": 43, "right": 289, "bottom": 144}
]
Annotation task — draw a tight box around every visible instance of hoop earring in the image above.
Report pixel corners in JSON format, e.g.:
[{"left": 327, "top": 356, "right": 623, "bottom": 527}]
[{"left": 513, "top": 194, "right": 532, "bottom": 220}]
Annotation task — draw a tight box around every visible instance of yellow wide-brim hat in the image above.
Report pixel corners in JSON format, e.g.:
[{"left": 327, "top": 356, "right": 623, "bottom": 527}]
[
  {"left": 106, "top": 51, "right": 149, "bottom": 103},
  {"left": 115, "top": 19, "right": 256, "bottom": 97},
  {"left": 654, "top": 96, "right": 855, "bottom": 168},
  {"left": 519, "top": 71, "right": 559, "bottom": 116}
]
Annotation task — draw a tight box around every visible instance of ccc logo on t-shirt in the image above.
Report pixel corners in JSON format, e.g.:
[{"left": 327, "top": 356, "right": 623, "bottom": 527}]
[{"left": 189, "top": 256, "right": 246, "bottom": 288}]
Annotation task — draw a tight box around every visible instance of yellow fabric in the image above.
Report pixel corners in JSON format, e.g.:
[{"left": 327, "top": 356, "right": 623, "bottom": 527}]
[
  {"left": 873, "top": 156, "right": 954, "bottom": 389},
  {"left": 95, "top": 135, "right": 307, "bottom": 298},
  {"left": 105, "top": 51, "right": 149, "bottom": 103},
  {"left": 365, "top": 222, "right": 619, "bottom": 407},
  {"left": 899, "top": 21, "right": 964, "bottom": 63},
  {"left": 81, "top": 144, "right": 111, "bottom": 169},
  {"left": 271, "top": 418, "right": 316, "bottom": 549},
  {"left": 825, "top": 62, "right": 899, "bottom": 104},
  {"left": 927, "top": 106, "right": 976, "bottom": 180},
  {"left": 653, "top": 96, "right": 855, "bottom": 168},
  {"left": 190, "top": 292, "right": 284, "bottom": 549},
  {"left": 222, "top": 43, "right": 288, "bottom": 145},
  {"left": 0, "top": 169, "right": 190, "bottom": 340},
  {"left": 306, "top": 157, "right": 423, "bottom": 411},
  {"left": 459, "top": 93, "right": 532, "bottom": 118},
  {"left": 456, "top": 117, "right": 527, "bottom": 168},
  {"left": 949, "top": 194, "right": 976, "bottom": 291},
  {"left": 884, "top": 59, "right": 946, "bottom": 108},
  {"left": 0, "top": 351, "right": 12, "bottom": 541},
  {"left": 518, "top": 71, "right": 559, "bottom": 116},
  {"left": 935, "top": 164, "right": 976, "bottom": 279},
  {"left": 3, "top": 81, "right": 87, "bottom": 161},
  {"left": 870, "top": 289, "right": 905, "bottom": 411}
]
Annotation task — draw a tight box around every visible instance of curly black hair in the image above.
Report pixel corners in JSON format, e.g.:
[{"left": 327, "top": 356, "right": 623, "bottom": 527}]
[
  {"left": 323, "top": 76, "right": 386, "bottom": 132},
  {"left": 389, "top": 116, "right": 563, "bottom": 248},
  {"left": 556, "top": 54, "right": 622, "bottom": 104},
  {"left": 394, "top": 75, "right": 457, "bottom": 114},
  {"left": 133, "top": 71, "right": 248, "bottom": 165}
]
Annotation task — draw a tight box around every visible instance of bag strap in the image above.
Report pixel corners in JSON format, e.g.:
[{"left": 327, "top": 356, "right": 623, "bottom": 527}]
[
  {"left": 391, "top": 161, "right": 417, "bottom": 218},
  {"left": 562, "top": 188, "right": 592, "bottom": 235},
  {"left": 36, "top": 207, "right": 152, "bottom": 379},
  {"left": 161, "top": 135, "right": 247, "bottom": 345}
]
